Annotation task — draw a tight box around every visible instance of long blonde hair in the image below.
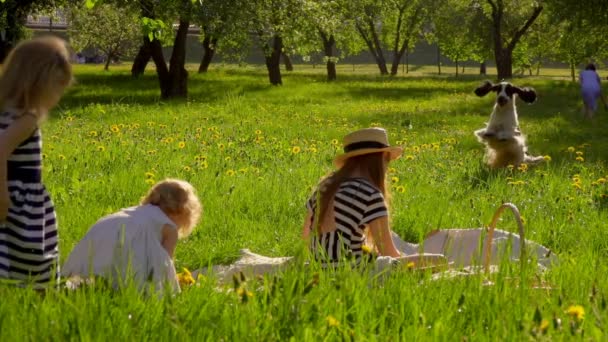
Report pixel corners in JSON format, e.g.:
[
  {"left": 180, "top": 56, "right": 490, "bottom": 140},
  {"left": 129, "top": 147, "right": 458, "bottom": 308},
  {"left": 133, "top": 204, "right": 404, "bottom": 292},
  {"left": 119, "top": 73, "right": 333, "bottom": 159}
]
[
  {"left": 314, "top": 152, "right": 389, "bottom": 235},
  {"left": 0, "top": 36, "right": 72, "bottom": 116},
  {"left": 141, "top": 179, "right": 202, "bottom": 238}
]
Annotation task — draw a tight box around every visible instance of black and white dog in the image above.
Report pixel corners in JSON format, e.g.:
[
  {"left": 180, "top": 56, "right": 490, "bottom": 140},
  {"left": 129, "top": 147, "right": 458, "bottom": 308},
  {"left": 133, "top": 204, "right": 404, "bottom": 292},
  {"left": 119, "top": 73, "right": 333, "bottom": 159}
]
[{"left": 474, "top": 81, "right": 544, "bottom": 168}]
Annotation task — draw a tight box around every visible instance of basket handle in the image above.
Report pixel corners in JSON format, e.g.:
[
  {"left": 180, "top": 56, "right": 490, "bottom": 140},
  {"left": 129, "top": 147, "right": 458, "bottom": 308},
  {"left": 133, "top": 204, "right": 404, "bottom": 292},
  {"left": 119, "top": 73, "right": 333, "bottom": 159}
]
[{"left": 482, "top": 203, "right": 526, "bottom": 273}]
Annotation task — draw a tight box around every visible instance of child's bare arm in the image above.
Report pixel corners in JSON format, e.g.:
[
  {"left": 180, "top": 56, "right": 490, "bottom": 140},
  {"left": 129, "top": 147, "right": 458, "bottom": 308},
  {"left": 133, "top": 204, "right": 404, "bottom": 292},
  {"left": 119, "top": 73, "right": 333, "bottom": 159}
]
[
  {"left": 0, "top": 114, "right": 38, "bottom": 220},
  {"left": 161, "top": 224, "right": 178, "bottom": 258}
]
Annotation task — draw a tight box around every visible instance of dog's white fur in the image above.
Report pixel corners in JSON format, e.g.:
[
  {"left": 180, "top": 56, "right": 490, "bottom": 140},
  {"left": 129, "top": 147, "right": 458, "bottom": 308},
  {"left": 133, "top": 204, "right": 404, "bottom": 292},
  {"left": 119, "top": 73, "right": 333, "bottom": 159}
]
[{"left": 474, "top": 81, "right": 544, "bottom": 168}]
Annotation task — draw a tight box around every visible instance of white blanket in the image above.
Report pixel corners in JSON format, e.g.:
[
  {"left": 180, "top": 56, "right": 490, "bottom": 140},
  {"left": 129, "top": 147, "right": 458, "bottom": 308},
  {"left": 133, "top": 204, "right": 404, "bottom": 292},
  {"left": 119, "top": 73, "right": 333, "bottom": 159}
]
[{"left": 193, "top": 229, "right": 558, "bottom": 284}]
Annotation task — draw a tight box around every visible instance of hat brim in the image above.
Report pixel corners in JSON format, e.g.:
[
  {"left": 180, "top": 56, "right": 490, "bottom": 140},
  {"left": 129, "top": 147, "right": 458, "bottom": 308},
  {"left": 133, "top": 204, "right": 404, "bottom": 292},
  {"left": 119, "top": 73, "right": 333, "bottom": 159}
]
[{"left": 333, "top": 146, "right": 403, "bottom": 167}]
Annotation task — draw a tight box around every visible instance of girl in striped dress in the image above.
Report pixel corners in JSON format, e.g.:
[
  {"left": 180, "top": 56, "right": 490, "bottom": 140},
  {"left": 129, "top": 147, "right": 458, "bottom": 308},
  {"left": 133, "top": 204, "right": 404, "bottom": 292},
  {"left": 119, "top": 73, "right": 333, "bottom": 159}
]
[
  {"left": 302, "top": 128, "right": 446, "bottom": 267},
  {"left": 0, "top": 37, "right": 73, "bottom": 288}
]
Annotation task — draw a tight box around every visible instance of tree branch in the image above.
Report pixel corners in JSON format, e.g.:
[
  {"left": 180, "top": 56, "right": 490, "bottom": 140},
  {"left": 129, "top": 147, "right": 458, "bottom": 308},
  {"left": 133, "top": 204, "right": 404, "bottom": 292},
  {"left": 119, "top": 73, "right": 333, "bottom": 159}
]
[{"left": 507, "top": 6, "right": 543, "bottom": 51}]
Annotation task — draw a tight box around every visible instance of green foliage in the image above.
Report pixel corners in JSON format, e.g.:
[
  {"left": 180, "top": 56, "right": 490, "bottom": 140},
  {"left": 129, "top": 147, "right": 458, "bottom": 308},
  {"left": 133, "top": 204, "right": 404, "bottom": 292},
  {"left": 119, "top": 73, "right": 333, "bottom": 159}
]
[{"left": 68, "top": 3, "right": 141, "bottom": 69}]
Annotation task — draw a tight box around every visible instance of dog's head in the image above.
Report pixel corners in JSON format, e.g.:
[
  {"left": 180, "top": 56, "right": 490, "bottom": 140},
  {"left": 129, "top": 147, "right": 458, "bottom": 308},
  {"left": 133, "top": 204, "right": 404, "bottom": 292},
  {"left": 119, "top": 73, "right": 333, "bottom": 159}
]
[{"left": 474, "top": 81, "right": 537, "bottom": 107}]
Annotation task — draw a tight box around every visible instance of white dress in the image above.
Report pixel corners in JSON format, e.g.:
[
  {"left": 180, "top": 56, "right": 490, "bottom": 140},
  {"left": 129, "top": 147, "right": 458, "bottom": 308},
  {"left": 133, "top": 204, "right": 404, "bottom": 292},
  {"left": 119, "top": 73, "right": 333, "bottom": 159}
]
[{"left": 62, "top": 204, "right": 180, "bottom": 293}]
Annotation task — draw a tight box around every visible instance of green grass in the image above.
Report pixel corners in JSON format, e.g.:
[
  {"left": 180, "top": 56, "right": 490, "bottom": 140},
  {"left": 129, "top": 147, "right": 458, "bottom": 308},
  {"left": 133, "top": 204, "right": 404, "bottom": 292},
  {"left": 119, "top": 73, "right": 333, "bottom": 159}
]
[{"left": 2, "top": 64, "right": 608, "bottom": 340}]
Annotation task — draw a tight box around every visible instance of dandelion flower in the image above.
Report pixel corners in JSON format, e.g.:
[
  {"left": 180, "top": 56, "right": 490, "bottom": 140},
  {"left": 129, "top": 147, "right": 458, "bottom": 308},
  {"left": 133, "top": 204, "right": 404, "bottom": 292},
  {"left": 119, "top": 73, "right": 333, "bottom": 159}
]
[
  {"left": 255, "top": 129, "right": 262, "bottom": 135},
  {"left": 396, "top": 185, "right": 406, "bottom": 193},
  {"left": 539, "top": 319, "right": 549, "bottom": 334},
  {"left": 110, "top": 125, "right": 119, "bottom": 133},
  {"left": 97, "top": 146, "right": 106, "bottom": 152},
  {"left": 576, "top": 156, "right": 584, "bottom": 162},
  {"left": 177, "top": 268, "right": 195, "bottom": 287},
  {"left": 178, "top": 142, "right": 186, "bottom": 149},
  {"left": 566, "top": 305, "right": 584, "bottom": 321},
  {"left": 147, "top": 150, "right": 157, "bottom": 155},
  {"left": 326, "top": 315, "right": 340, "bottom": 327},
  {"left": 58, "top": 154, "right": 66, "bottom": 160},
  {"left": 145, "top": 179, "right": 155, "bottom": 185},
  {"left": 575, "top": 151, "right": 583, "bottom": 156},
  {"left": 145, "top": 172, "right": 155, "bottom": 179},
  {"left": 183, "top": 166, "right": 192, "bottom": 172},
  {"left": 572, "top": 182, "right": 582, "bottom": 190},
  {"left": 218, "top": 143, "right": 225, "bottom": 150},
  {"left": 406, "top": 262, "right": 416, "bottom": 269},
  {"left": 543, "top": 155, "right": 551, "bottom": 162},
  {"left": 226, "top": 169, "right": 236, "bottom": 176},
  {"left": 361, "top": 245, "right": 372, "bottom": 254},
  {"left": 331, "top": 139, "right": 339, "bottom": 145},
  {"left": 567, "top": 146, "right": 575, "bottom": 152},
  {"left": 405, "top": 155, "right": 415, "bottom": 161},
  {"left": 291, "top": 146, "right": 301, "bottom": 154},
  {"left": 89, "top": 131, "right": 98, "bottom": 137},
  {"left": 597, "top": 178, "right": 606, "bottom": 184},
  {"left": 391, "top": 176, "right": 399, "bottom": 183}
]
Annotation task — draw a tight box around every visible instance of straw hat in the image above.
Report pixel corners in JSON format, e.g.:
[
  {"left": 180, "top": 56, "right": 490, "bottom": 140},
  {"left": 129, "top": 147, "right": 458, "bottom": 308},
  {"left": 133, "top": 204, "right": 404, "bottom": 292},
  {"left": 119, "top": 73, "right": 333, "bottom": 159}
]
[{"left": 334, "top": 127, "right": 403, "bottom": 167}]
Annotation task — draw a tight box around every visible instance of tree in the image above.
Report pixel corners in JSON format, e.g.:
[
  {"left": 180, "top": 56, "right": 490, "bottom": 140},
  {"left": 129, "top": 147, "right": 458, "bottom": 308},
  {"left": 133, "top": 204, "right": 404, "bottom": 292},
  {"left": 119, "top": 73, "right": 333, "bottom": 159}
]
[
  {"left": 192, "top": 0, "right": 250, "bottom": 73},
  {"left": 555, "top": 20, "right": 607, "bottom": 81},
  {"left": 484, "top": 0, "right": 544, "bottom": 79},
  {"left": 68, "top": 3, "right": 140, "bottom": 70},
  {"left": 348, "top": 0, "right": 389, "bottom": 75},
  {"left": 382, "top": 0, "right": 426, "bottom": 75},
  {"left": 0, "top": 0, "right": 71, "bottom": 62}
]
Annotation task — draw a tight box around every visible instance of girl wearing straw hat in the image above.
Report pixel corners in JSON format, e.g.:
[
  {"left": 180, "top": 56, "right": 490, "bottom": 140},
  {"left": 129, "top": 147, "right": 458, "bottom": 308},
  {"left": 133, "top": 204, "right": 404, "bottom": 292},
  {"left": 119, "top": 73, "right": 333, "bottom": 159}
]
[{"left": 302, "top": 128, "right": 446, "bottom": 267}]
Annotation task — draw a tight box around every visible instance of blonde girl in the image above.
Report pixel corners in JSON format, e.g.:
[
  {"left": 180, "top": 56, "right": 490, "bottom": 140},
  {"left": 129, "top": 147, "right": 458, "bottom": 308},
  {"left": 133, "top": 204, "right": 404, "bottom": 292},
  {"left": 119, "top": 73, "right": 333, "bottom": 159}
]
[
  {"left": 0, "top": 36, "right": 73, "bottom": 287},
  {"left": 62, "top": 179, "right": 202, "bottom": 292}
]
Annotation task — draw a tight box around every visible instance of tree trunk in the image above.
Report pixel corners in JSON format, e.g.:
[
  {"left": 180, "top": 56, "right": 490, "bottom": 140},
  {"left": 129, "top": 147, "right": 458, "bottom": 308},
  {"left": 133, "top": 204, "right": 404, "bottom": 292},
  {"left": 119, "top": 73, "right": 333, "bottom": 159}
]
[
  {"left": 283, "top": 53, "right": 293, "bottom": 71},
  {"left": 570, "top": 62, "right": 576, "bottom": 82},
  {"left": 198, "top": 36, "right": 217, "bottom": 73},
  {"left": 355, "top": 22, "right": 388, "bottom": 75},
  {"left": 462, "top": 65, "right": 465, "bottom": 74},
  {"left": 264, "top": 35, "right": 283, "bottom": 85},
  {"left": 164, "top": 19, "right": 190, "bottom": 98},
  {"left": 455, "top": 60, "right": 459, "bottom": 76},
  {"left": 390, "top": 39, "right": 408, "bottom": 76},
  {"left": 320, "top": 32, "right": 337, "bottom": 81},
  {"left": 480, "top": 61, "right": 487, "bottom": 75},
  {"left": 495, "top": 48, "right": 513, "bottom": 80},
  {"left": 436, "top": 45, "right": 442, "bottom": 75},
  {"left": 104, "top": 55, "right": 112, "bottom": 71},
  {"left": 131, "top": 40, "right": 152, "bottom": 77},
  {"left": 405, "top": 49, "right": 409, "bottom": 74},
  {"left": 536, "top": 63, "right": 540, "bottom": 76}
]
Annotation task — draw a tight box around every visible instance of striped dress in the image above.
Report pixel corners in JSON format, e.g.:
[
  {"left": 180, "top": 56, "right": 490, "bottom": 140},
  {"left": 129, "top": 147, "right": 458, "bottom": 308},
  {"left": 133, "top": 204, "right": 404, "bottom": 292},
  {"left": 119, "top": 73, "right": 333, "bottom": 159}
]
[
  {"left": 0, "top": 112, "right": 59, "bottom": 287},
  {"left": 306, "top": 177, "right": 388, "bottom": 264}
]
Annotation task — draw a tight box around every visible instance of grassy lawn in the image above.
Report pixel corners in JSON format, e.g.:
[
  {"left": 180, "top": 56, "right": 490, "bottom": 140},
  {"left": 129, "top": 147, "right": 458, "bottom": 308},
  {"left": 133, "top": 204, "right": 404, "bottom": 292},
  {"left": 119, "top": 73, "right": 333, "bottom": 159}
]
[{"left": 1, "top": 64, "right": 607, "bottom": 340}]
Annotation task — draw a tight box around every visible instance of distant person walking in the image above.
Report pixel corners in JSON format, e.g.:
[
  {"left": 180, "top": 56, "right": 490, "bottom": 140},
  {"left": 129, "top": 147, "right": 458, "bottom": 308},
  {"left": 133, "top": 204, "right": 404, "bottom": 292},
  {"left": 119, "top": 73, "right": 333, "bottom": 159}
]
[{"left": 579, "top": 63, "right": 607, "bottom": 119}]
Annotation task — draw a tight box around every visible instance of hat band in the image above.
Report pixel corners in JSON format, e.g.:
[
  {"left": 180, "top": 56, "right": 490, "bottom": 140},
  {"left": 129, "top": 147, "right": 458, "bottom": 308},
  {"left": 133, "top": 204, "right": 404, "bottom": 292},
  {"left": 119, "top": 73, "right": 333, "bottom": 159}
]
[{"left": 344, "top": 141, "right": 389, "bottom": 153}]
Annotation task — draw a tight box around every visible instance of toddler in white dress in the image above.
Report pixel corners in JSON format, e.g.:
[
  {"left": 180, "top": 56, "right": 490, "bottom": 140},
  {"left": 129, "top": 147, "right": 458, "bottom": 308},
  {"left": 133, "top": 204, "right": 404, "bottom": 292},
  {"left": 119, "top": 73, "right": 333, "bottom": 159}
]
[{"left": 62, "top": 179, "right": 201, "bottom": 293}]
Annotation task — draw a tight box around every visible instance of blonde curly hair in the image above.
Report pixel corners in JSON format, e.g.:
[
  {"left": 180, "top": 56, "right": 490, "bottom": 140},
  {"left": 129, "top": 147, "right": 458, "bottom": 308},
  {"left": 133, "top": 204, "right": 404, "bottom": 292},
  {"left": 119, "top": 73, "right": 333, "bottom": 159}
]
[
  {"left": 141, "top": 179, "right": 202, "bottom": 238},
  {"left": 0, "top": 36, "right": 73, "bottom": 115}
]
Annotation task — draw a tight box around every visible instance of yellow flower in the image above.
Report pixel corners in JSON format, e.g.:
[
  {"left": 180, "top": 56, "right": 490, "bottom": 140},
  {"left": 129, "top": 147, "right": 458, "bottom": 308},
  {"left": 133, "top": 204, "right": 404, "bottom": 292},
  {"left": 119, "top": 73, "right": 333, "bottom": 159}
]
[
  {"left": 238, "top": 168, "right": 248, "bottom": 174},
  {"left": 225, "top": 156, "right": 231, "bottom": 161},
  {"left": 145, "top": 172, "right": 155, "bottom": 179},
  {"left": 145, "top": 179, "right": 155, "bottom": 185},
  {"left": 391, "top": 176, "right": 399, "bottom": 183},
  {"left": 575, "top": 151, "right": 583, "bottom": 156},
  {"left": 291, "top": 146, "right": 301, "bottom": 154},
  {"left": 388, "top": 167, "right": 396, "bottom": 173},
  {"left": 361, "top": 245, "right": 372, "bottom": 254},
  {"left": 255, "top": 129, "right": 262, "bottom": 135},
  {"left": 517, "top": 163, "right": 528, "bottom": 172},
  {"left": 218, "top": 143, "right": 225, "bottom": 150},
  {"left": 566, "top": 305, "right": 585, "bottom": 321},
  {"left": 576, "top": 156, "right": 584, "bottom": 162},
  {"left": 331, "top": 139, "right": 339, "bottom": 146},
  {"left": 58, "top": 154, "right": 66, "bottom": 160},
  {"left": 405, "top": 155, "right": 415, "bottom": 161},
  {"left": 543, "top": 155, "right": 551, "bottom": 162},
  {"left": 412, "top": 146, "right": 420, "bottom": 153},
  {"left": 177, "top": 268, "right": 195, "bottom": 287},
  {"left": 147, "top": 150, "right": 157, "bottom": 155},
  {"left": 226, "top": 169, "right": 236, "bottom": 176},
  {"left": 572, "top": 182, "right": 582, "bottom": 190},
  {"left": 183, "top": 166, "right": 192, "bottom": 172},
  {"left": 406, "top": 261, "right": 416, "bottom": 269},
  {"left": 396, "top": 185, "right": 406, "bottom": 193},
  {"left": 326, "top": 315, "right": 340, "bottom": 327},
  {"left": 567, "top": 146, "right": 575, "bottom": 152},
  {"left": 597, "top": 178, "right": 607, "bottom": 184},
  {"left": 539, "top": 319, "right": 550, "bottom": 334},
  {"left": 178, "top": 141, "right": 186, "bottom": 149},
  {"left": 110, "top": 125, "right": 119, "bottom": 133},
  {"left": 97, "top": 146, "right": 106, "bottom": 152},
  {"left": 89, "top": 131, "right": 98, "bottom": 137}
]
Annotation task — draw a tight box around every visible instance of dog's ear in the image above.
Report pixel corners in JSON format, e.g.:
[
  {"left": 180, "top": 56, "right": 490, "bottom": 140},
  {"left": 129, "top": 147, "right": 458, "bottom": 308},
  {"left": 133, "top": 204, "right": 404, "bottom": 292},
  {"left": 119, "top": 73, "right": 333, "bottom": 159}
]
[
  {"left": 474, "top": 80, "right": 495, "bottom": 97},
  {"left": 515, "top": 87, "right": 537, "bottom": 103}
]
